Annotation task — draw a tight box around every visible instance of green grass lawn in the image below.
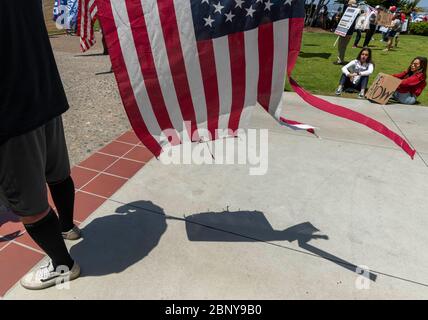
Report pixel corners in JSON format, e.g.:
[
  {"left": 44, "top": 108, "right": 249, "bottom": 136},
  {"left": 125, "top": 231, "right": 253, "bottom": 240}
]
[{"left": 285, "top": 31, "right": 428, "bottom": 106}]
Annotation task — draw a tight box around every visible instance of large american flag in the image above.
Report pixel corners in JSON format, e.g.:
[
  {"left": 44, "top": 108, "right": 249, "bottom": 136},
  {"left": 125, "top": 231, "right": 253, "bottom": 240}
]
[
  {"left": 96, "top": 0, "right": 416, "bottom": 158},
  {"left": 96, "top": 0, "right": 304, "bottom": 156}
]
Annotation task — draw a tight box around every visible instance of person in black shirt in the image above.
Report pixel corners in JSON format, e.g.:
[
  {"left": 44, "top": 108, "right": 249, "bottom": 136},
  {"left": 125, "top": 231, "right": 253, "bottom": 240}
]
[
  {"left": 362, "top": 6, "right": 381, "bottom": 47},
  {"left": 0, "top": 0, "right": 81, "bottom": 289}
]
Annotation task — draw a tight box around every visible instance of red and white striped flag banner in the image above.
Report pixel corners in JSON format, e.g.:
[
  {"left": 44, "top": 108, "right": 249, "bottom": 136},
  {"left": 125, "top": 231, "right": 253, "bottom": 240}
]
[
  {"left": 77, "top": 0, "right": 98, "bottom": 52},
  {"left": 280, "top": 117, "right": 317, "bottom": 135},
  {"left": 95, "top": 0, "right": 416, "bottom": 159}
]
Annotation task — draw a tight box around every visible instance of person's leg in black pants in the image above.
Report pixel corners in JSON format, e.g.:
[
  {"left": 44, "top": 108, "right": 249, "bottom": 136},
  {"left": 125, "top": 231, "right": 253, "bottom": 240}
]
[
  {"left": 363, "top": 25, "right": 376, "bottom": 47},
  {"left": 353, "top": 30, "right": 362, "bottom": 47},
  {"left": 45, "top": 117, "right": 81, "bottom": 240}
]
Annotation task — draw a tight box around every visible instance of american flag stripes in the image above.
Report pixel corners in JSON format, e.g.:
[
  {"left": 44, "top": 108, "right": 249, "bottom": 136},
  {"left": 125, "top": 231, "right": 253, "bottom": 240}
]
[
  {"left": 96, "top": 0, "right": 305, "bottom": 156},
  {"left": 77, "top": 0, "right": 98, "bottom": 52},
  {"left": 96, "top": 0, "right": 416, "bottom": 158}
]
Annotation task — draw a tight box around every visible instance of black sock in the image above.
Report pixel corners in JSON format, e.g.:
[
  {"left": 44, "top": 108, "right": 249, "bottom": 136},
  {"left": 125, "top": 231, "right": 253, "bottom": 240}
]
[
  {"left": 48, "top": 176, "right": 75, "bottom": 233},
  {"left": 24, "top": 209, "right": 74, "bottom": 269}
]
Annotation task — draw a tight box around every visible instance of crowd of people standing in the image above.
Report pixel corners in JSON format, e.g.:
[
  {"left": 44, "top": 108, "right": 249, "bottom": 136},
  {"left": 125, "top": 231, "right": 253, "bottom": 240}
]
[{"left": 330, "top": 0, "right": 427, "bottom": 105}]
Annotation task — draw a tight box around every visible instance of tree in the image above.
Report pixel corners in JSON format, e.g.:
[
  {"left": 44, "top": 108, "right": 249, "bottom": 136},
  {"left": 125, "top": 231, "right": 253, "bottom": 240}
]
[
  {"left": 399, "top": 0, "right": 423, "bottom": 14},
  {"left": 335, "top": 0, "right": 422, "bottom": 13},
  {"left": 333, "top": 0, "right": 348, "bottom": 13},
  {"left": 334, "top": 0, "right": 399, "bottom": 8},
  {"left": 305, "top": 0, "right": 331, "bottom": 27}
]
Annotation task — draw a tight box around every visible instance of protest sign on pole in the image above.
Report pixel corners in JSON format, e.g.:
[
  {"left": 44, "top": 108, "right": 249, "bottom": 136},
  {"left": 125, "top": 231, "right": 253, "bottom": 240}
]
[{"left": 334, "top": 6, "right": 360, "bottom": 37}]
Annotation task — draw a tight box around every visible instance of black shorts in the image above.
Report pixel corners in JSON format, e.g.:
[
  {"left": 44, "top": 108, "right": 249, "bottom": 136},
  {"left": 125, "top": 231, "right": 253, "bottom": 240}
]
[
  {"left": 387, "top": 30, "right": 397, "bottom": 38},
  {"left": 0, "top": 116, "right": 70, "bottom": 217}
]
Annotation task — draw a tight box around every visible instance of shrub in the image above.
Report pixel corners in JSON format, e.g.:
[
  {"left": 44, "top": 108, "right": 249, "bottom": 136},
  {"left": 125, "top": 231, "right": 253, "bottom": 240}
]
[{"left": 410, "top": 22, "right": 428, "bottom": 36}]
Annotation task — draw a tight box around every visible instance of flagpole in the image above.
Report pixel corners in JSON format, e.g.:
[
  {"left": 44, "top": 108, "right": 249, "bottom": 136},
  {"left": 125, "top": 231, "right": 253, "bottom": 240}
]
[{"left": 333, "top": 36, "right": 339, "bottom": 47}]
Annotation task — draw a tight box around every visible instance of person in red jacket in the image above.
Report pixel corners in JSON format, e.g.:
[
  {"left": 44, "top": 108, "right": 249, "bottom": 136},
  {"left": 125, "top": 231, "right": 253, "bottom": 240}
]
[{"left": 391, "top": 57, "right": 427, "bottom": 105}]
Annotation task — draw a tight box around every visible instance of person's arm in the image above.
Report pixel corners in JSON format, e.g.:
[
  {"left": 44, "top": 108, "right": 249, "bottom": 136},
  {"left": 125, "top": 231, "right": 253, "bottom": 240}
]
[
  {"left": 341, "top": 60, "right": 356, "bottom": 76},
  {"left": 392, "top": 71, "right": 407, "bottom": 79},
  {"left": 398, "top": 74, "right": 424, "bottom": 89},
  {"left": 359, "top": 63, "right": 374, "bottom": 77}
]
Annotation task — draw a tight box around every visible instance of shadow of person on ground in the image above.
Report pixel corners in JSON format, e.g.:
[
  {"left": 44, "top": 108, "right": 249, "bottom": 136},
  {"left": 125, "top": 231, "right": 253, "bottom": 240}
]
[
  {"left": 95, "top": 70, "right": 114, "bottom": 76},
  {"left": 184, "top": 210, "right": 377, "bottom": 281},
  {"left": 70, "top": 200, "right": 167, "bottom": 277},
  {"left": 74, "top": 53, "right": 107, "bottom": 57},
  {"left": 299, "top": 52, "right": 332, "bottom": 59}
]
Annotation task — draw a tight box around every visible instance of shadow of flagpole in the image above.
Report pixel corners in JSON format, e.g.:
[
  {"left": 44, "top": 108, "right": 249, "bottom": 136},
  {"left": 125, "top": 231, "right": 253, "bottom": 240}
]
[{"left": 298, "top": 241, "right": 377, "bottom": 281}]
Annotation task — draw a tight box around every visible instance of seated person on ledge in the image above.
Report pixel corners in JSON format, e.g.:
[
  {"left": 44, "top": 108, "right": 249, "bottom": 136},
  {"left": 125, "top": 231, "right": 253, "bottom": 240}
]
[
  {"left": 335, "top": 48, "right": 374, "bottom": 99},
  {"left": 391, "top": 57, "right": 427, "bottom": 105}
]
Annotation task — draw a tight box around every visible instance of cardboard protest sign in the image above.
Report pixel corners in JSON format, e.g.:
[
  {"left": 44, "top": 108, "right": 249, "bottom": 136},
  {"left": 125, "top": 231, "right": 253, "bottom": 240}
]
[
  {"left": 377, "top": 11, "right": 393, "bottom": 27},
  {"left": 335, "top": 6, "right": 360, "bottom": 36},
  {"left": 366, "top": 73, "right": 402, "bottom": 105}
]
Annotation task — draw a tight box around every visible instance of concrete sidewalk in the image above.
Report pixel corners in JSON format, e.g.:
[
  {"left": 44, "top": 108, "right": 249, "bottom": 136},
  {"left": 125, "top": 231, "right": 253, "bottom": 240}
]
[{"left": 6, "top": 93, "right": 428, "bottom": 299}]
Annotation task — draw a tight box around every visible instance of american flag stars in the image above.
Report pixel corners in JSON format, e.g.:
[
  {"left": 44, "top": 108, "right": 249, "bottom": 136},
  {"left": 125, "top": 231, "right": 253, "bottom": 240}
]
[
  {"left": 225, "top": 11, "right": 235, "bottom": 22},
  {"left": 201, "top": 0, "right": 294, "bottom": 29},
  {"left": 264, "top": 0, "right": 273, "bottom": 11},
  {"left": 245, "top": 5, "right": 256, "bottom": 17},
  {"left": 204, "top": 15, "right": 215, "bottom": 27},
  {"left": 213, "top": 2, "right": 225, "bottom": 13},
  {"left": 235, "top": 0, "right": 245, "bottom": 8}
]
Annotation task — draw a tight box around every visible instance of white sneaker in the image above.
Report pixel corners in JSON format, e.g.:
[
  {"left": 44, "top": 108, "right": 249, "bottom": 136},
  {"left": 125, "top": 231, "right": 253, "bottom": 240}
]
[
  {"left": 62, "top": 225, "right": 82, "bottom": 240},
  {"left": 20, "top": 260, "right": 81, "bottom": 290}
]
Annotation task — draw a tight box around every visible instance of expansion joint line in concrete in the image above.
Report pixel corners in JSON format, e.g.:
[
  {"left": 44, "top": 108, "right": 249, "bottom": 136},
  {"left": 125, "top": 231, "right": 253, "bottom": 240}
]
[{"left": 381, "top": 106, "right": 428, "bottom": 168}]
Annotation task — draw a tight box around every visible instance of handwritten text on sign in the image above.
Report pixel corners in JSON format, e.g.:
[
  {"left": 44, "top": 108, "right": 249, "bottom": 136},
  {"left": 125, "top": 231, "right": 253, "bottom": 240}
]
[{"left": 366, "top": 73, "right": 401, "bottom": 105}]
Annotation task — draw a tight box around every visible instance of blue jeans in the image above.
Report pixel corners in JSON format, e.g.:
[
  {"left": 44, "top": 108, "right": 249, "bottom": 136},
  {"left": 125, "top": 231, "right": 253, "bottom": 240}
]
[{"left": 393, "top": 92, "right": 416, "bottom": 105}]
